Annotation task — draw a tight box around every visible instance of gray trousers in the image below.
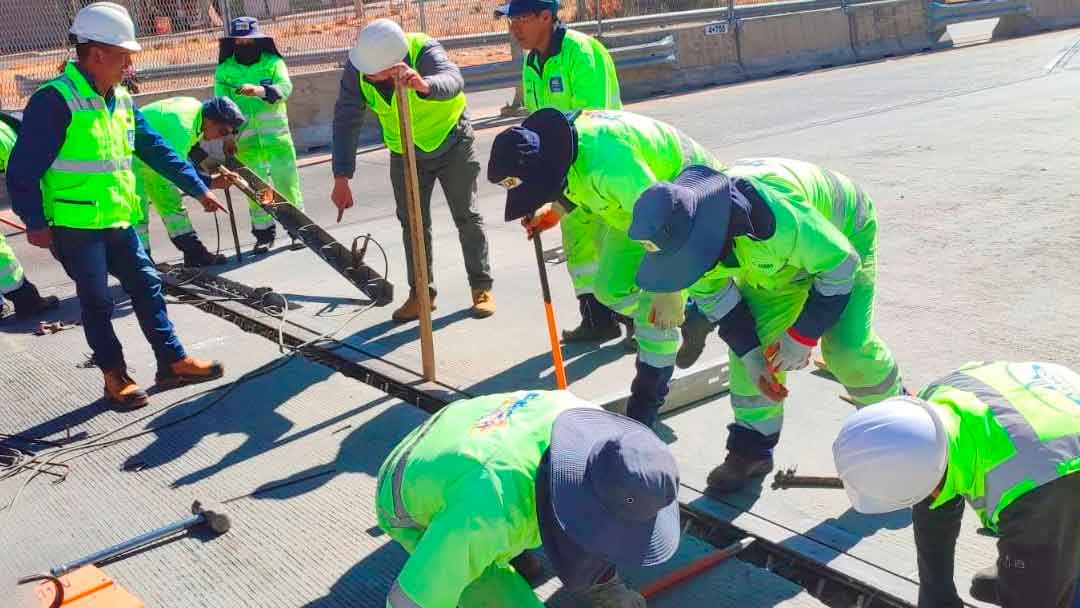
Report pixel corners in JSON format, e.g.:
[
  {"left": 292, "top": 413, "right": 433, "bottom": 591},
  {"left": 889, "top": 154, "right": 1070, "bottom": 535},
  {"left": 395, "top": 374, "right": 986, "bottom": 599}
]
[
  {"left": 913, "top": 472, "right": 1080, "bottom": 608},
  {"left": 389, "top": 133, "right": 493, "bottom": 295}
]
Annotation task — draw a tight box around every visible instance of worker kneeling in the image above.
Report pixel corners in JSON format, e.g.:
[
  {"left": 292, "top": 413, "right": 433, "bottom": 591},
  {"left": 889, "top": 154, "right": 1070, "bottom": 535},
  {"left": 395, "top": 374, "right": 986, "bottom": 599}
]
[
  {"left": 377, "top": 390, "right": 680, "bottom": 607},
  {"left": 834, "top": 361, "right": 1080, "bottom": 608}
]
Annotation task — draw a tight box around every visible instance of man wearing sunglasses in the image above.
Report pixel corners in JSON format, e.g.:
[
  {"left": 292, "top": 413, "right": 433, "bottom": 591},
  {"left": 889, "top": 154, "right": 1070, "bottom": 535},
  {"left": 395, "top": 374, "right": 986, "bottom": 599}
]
[{"left": 133, "top": 96, "right": 247, "bottom": 266}]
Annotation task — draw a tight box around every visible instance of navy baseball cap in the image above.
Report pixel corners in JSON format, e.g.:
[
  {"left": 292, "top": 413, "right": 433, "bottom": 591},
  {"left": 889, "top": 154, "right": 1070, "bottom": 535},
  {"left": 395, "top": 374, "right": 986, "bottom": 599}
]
[
  {"left": 549, "top": 407, "right": 681, "bottom": 567},
  {"left": 228, "top": 16, "right": 271, "bottom": 38},
  {"left": 202, "top": 96, "right": 246, "bottom": 131},
  {"left": 495, "top": 0, "right": 560, "bottom": 16},
  {"left": 630, "top": 165, "right": 735, "bottom": 293},
  {"left": 488, "top": 108, "right": 577, "bottom": 221}
]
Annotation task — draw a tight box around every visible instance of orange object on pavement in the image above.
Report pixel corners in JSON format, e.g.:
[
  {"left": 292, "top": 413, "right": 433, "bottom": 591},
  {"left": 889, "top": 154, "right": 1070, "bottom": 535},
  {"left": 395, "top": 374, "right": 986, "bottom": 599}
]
[
  {"left": 641, "top": 538, "right": 755, "bottom": 599},
  {"left": 35, "top": 566, "right": 143, "bottom": 608}
]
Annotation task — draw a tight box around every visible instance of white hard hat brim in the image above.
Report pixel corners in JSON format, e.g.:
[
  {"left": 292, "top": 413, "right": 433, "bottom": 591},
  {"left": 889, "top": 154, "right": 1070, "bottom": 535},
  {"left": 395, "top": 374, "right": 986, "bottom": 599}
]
[{"left": 117, "top": 39, "right": 142, "bottom": 51}]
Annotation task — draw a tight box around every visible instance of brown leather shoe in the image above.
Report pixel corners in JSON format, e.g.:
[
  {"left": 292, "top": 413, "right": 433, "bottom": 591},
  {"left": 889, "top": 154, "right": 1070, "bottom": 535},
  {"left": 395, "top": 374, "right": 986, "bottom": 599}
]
[
  {"left": 392, "top": 291, "right": 437, "bottom": 322},
  {"left": 156, "top": 356, "right": 224, "bottom": 389},
  {"left": 103, "top": 368, "right": 149, "bottom": 410},
  {"left": 705, "top": 451, "right": 774, "bottom": 496},
  {"left": 470, "top": 288, "right": 495, "bottom": 318}
]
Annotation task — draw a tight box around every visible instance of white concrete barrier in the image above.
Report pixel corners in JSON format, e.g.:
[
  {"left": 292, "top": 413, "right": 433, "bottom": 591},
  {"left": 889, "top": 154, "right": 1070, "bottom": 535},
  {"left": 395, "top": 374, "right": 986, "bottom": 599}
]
[
  {"left": 849, "top": 0, "right": 938, "bottom": 60},
  {"left": 738, "top": 7, "right": 857, "bottom": 77}
]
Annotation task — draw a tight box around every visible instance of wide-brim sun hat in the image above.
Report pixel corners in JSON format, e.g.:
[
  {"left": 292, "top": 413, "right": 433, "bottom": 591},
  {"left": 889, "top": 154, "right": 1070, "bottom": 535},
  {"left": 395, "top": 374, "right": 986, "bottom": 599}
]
[
  {"left": 630, "top": 165, "right": 735, "bottom": 293},
  {"left": 488, "top": 108, "right": 576, "bottom": 222},
  {"left": 549, "top": 407, "right": 681, "bottom": 567},
  {"left": 227, "top": 16, "right": 271, "bottom": 39}
]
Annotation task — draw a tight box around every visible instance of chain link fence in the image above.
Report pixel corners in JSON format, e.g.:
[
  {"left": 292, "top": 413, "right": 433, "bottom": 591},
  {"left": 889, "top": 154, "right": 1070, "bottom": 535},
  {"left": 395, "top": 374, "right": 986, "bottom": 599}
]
[{"left": 0, "top": 0, "right": 757, "bottom": 109}]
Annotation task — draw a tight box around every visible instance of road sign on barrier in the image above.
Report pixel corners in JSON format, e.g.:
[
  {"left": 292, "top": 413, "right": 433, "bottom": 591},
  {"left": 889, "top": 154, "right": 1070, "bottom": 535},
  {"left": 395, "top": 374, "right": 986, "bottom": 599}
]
[{"left": 705, "top": 21, "right": 730, "bottom": 35}]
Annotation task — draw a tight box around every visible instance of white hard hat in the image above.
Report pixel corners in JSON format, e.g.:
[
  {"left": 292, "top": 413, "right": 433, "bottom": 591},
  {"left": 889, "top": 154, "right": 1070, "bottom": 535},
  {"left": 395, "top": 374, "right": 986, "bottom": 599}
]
[
  {"left": 349, "top": 19, "right": 408, "bottom": 75},
  {"left": 70, "top": 2, "right": 142, "bottom": 52},
  {"left": 832, "top": 396, "right": 949, "bottom": 514}
]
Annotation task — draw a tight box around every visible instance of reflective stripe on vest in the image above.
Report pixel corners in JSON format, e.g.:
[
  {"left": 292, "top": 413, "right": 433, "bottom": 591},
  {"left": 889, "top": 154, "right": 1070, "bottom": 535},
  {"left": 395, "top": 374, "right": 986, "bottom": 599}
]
[
  {"left": 358, "top": 33, "right": 467, "bottom": 154},
  {"left": 388, "top": 581, "right": 422, "bottom": 608},
  {"left": 384, "top": 407, "right": 452, "bottom": 530},
  {"left": 924, "top": 366, "right": 1080, "bottom": 522}
]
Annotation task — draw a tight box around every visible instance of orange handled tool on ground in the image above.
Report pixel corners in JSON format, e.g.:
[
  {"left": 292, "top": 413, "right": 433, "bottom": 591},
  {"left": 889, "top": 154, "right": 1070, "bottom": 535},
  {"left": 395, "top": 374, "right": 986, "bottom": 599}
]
[
  {"left": 529, "top": 222, "right": 568, "bottom": 390},
  {"left": 641, "top": 537, "right": 755, "bottom": 599}
]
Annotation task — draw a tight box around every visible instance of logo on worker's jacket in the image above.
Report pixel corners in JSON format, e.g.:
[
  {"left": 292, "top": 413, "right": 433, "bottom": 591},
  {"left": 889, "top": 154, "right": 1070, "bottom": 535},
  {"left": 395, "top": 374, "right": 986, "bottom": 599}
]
[
  {"left": 472, "top": 392, "right": 541, "bottom": 434},
  {"left": 1019, "top": 363, "right": 1080, "bottom": 407},
  {"left": 549, "top": 77, "right": 564, "bottom": 93},
  {"left": 127, "top": 129, "right": 135, "bottom": 147}
]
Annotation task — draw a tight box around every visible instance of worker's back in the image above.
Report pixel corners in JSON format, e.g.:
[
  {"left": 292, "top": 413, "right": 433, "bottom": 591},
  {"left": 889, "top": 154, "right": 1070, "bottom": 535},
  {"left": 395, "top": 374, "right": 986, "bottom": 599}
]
[{"left": 139, "top": 97, "right": 204, "bottom": 163}]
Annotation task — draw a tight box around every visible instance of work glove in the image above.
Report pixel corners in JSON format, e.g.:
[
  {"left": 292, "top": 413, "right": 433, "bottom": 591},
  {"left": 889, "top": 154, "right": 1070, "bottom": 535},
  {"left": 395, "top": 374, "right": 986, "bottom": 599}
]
[
  {"left": 766, "top": 329, "right": 816, "bottom": 371},
  {"left": 580, "top": 574, "right": 647, "bottom": 608},
  {"left": 741, "top": 346, "right": 789, "bottom": 402},
  {"left": 648, "top": 291, "right": 685, "bottom": 330},
  {"left": 522, "top": 206, "right": 561, "bottom": 240}
]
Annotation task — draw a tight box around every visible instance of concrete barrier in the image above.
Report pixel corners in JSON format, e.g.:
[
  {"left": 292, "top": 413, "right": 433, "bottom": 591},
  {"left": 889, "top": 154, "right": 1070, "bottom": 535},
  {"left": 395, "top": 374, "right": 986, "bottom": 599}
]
[
  {"left": 738, "top": 7, "right": 856, "bottom": 78},
  {"left": 848, "top": 0, "right": 939, "bottom": 60},
  {"left": 994, "top": 0, "right": 1080, "bottom": 36},
  {"left": 605, "top": 22, "right": 745, "bottom": 97}
]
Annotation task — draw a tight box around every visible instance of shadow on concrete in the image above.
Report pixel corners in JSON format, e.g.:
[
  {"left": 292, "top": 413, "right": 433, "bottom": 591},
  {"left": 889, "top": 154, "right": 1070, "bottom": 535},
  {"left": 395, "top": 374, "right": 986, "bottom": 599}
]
[
  {"left": 301, "top": 540, "right": 409, "bottom": 608},
  {"left": 464, "top": 341, "right": 630, "bottom": 395},
  {"left": 0, "top": 402, "right": 104, "bottom": 450},
  {"left": 343, "top": 309, "right": 473, "bottom": 357}
]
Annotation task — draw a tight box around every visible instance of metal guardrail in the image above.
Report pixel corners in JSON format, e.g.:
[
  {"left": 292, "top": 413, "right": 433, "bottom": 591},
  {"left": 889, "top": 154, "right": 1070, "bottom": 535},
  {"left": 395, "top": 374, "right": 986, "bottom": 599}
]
[{"left": 928, "top": 0, "right": 1031, "bottom": 27}]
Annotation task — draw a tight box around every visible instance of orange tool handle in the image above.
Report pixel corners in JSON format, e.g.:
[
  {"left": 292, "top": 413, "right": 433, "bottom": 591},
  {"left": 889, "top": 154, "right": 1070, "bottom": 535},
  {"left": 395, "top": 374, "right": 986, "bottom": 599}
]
[
  {"left": 641, "top": 537, "right": 754, "bottom": 599},
  {"left": 1, "top": 216, "right": 26, "bottom": 233},
  {"left": 544, "top": 300, "right": 568, "bottom": 389}
]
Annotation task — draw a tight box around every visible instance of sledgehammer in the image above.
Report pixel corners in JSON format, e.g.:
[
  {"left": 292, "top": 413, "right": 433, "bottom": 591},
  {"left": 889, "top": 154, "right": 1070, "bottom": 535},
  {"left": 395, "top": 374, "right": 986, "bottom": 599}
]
[{"left": 48, "top": 500, "right": 231, "bottom": 577}]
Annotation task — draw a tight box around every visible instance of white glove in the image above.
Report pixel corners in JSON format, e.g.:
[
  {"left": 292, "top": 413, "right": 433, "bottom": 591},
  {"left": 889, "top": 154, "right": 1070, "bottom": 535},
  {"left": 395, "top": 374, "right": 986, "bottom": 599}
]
[
  {"left": 581, "top": 575, "right": 647, "bottom": 608},
  {"left": 740, "top": 346, "right": 788, "bottom": 401},
  {"left": 648, "top": 291, "right": 685, "bottom": 331},
  {"left": 768, "top": 330, "right": 815, "bottom": 371}
]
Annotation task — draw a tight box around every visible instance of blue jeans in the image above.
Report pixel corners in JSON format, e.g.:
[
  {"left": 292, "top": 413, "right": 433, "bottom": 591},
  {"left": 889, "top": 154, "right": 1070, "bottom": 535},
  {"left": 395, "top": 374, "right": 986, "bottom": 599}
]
[{"left": 52, "top": 226, "right": 185, "bottom": 371}]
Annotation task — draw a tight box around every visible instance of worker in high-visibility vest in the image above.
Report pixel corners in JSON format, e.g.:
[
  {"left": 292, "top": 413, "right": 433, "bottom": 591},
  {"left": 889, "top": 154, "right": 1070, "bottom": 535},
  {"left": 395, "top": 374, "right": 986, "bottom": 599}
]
[
  {"left": 833, "top": 361, "right": 1080, "bottom": 608},
  {"left": 627, "top": 159, "right": 902, "bottom": 494},
  {"left": 214, "top": 16, "right": 303, "bottom": 254},
  {"left": 0, "top": 114, "right": 59, "bottom": 321},
  {"left": 133, "top": 96, "right": 246, "bottom": 266},
  {"left": 379, "top": 389, "right": 678, "bottom": 607},
  {"left": 331, "top": 19, "right": 495, "bottom": 321},
  {"left": 488, "top": 109, "right": 723, "bottom": 429},
  {"left": 8, "top": 2, "right": 226, "bottom": 409},
  {"left": 497, "top": 0, "right": 631, "bottom": 347}
]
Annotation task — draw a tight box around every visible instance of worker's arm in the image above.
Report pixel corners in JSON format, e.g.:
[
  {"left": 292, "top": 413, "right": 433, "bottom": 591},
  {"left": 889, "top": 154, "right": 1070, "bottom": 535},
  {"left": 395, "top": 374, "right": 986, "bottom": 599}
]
[
  {"left": 133, "top": 106, "right": 210, "bottom": 200},
  {"left": 213, "top": 65, "right": 232, "bottom": 97},
  {"left": 262, "top": 56, "right": 293, "bottom": 104},
  {"left": 330, "top": 62, "right": 370, "bottom": 179},
  {"left": 912, "top": 495, "right": 966, "bottom": 608},
  {"left": 389, "top": 475, "right": 534, "bottom": 608},
  {"left": 414, "top": 39, "right": 464, "bottom": 101},
  {"left": 6, "top": 88, "right": 69, "bottom": 231},
  {"left": 693, "top": 277, "right": 761, "bottom": 357},
  {"left": 566, "top": 41, "right": 610, "bottom": 110},
  {"left": 787, "top": 214, "right": 860, "bottom": 342}
]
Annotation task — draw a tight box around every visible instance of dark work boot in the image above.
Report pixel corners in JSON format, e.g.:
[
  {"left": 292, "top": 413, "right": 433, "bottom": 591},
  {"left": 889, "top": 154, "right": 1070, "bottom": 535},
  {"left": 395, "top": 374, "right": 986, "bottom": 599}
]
[
  {"left": 969, "top": 565, "right": 1000, "bottom": 605},
  {"left": 7, "top": 280, "right": 60, "bottom": 320},
  {"left": 562, "top": 294, "right": 620, "bottom": 343},
  {"left": 173, "top": 234, "right": 226, "bottom": 267},
  {"left": 677, "top": 305, "right": 716, "bottom": 369},
  {"left": 624, "top": 358, "right": 674, "bottom": 429},
  {"left": 706, "top": 424, "right": 780, "bottom": 496},
  {"left": 252, "top": 228, "right": 276, "bottom": 255}
]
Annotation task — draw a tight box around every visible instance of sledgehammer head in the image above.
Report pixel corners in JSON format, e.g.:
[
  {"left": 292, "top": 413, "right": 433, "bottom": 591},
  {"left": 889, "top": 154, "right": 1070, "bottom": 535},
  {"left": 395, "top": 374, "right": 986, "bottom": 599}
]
[{"left": 191, "top": 500, "right": 231, "bottom": 535}]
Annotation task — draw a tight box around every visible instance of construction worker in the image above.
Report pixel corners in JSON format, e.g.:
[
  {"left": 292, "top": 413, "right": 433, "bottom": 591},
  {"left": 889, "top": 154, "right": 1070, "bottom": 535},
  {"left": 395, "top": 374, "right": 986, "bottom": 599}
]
[
  {"left": 8, "top": 2, "right": 225, "bottom": 409},
  {"left": 628, "top": 159, "right": 902, "bottom": 493},
  {"left": 0, "top": 114, "right": 60, "bottom": 321},
  {"left": 497, "top": 0, "right": 630, "bottom": 346},
  {"left": 134, "top": 96, "right": 247, "bottom": 266},
  {"left": 214, "top": 16, "right": 303, "bottom": 254},
  {"left": 487, "top": 108, "right": 723, "bottom": 427},
  {"left": 331, "top": 19, "right": 496, "bottom": 321},
  {"left": 833, "top": 361, "right": 1080, "bottom": 608},
  {"left": 378, "top": 389, "right": 679, "bottom": 607}
]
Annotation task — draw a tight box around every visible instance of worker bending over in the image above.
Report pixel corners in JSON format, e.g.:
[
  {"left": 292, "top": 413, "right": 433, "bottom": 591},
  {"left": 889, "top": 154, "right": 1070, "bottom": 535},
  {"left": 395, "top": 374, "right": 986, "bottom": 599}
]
[
  {"left": 215, "top": 16, "right": 303, "bottom": 254},
  {"left": 8, "top": 2, "right": 225, "bottom": 409},
  {"left": 499, "top": 0, "right": 630, "bottom": 346},
  {"left": 488, "top": 108, "right": 723, "bottom": 428},
  {"left": 332, "top": 19, "right": 495, "bottom": 320},
  {"left": 628, "top": 159, "right": 901, "bottom": 493},
  {"left": 378, "top": 389, "right": 679, "bottom": 607},
  {"left": 134, "top": 96, "right": 246, "bottom": 265},
  {"left": 834, "top": 361, "right": 1080, "bottom": 608}
]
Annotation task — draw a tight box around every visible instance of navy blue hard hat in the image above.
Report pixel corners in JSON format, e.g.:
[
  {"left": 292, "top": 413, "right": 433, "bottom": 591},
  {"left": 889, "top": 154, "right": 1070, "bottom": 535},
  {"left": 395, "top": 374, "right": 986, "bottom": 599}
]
[
  {"left": 549, "top": 407, "right": 680, "bottom": 568},
  {"left": 202, "top": 96, "right": 246, "bottom": 131},
  {"left": 495, "top": 0, "right": 560, "bottom": 16},
  {"left": 630, "top": 165, "right": 735, "bottom": 293},
  {"left": 488, "top": 108, "right": 576, "bottom": 221},
  {"left": 228, "top": 16, "right": 271, "bottom": 38}
]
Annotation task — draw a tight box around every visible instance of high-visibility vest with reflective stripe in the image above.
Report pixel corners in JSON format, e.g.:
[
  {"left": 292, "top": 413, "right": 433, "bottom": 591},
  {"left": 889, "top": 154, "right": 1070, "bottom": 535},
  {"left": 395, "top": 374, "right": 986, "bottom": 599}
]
[
  {"left": 140, "top": 96, "right": 203, "bottom": 160},
  {"left": 358, "top": 33, "right": 467, "bottom": 154},
  {"left": 922, "top": 361, "right": 1080, "bottom": 531},
  {"left": 215, "top": 53, "right": 292, "bottom": 150},
  {"left": 565, "top": 110, "right": 723, "bottom": 234},
  {"left": 39, "top": 62, "right": 138, "bottom": 230},
  {"left": 0, "top": 120, "right": 15, "bottom": 172},
  {"left": 523, "top": 28, "right": 622, "bottom": 113}
]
